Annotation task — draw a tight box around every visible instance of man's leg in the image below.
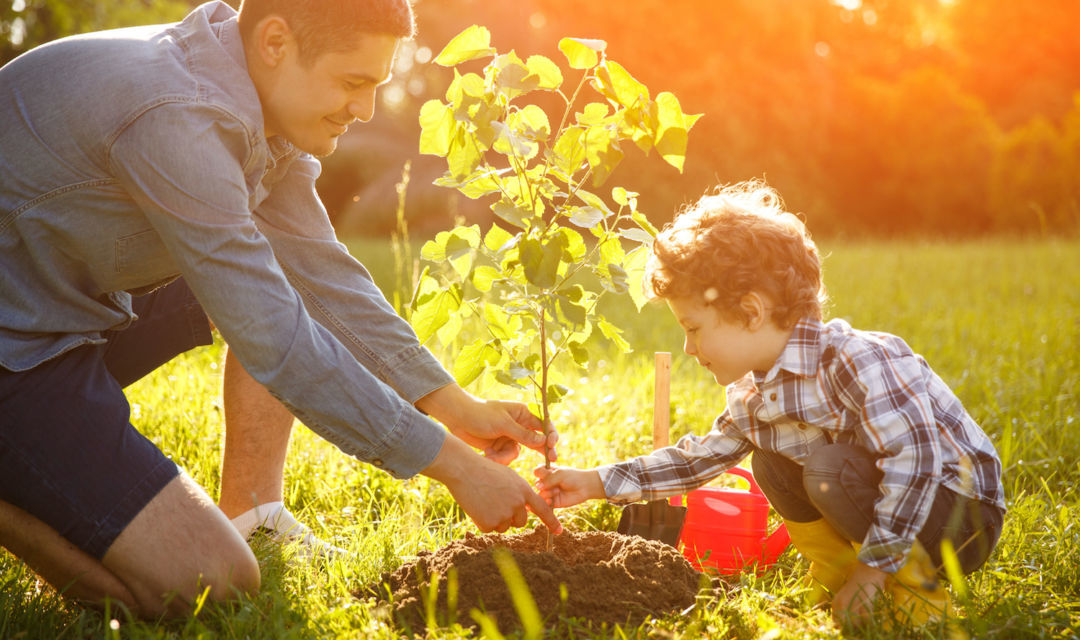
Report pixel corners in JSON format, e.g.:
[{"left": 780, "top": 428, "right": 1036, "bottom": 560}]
[
  {"left": 218, "top": 347, "right": 342, "bottom": 557},
  {"left": 0, "top": 477, "right": 258, "bottom": 618},
  {"left": 218, "top": 345, "right": 293, "bottom": 520}
]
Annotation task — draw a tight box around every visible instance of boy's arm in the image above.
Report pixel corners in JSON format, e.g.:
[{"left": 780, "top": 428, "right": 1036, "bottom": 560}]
[
  {"left": 830, "top": 345, "right": 943, "bottom": 573},
  {"left": 595, "top": 408, "right": 754, "bottom": 504}
]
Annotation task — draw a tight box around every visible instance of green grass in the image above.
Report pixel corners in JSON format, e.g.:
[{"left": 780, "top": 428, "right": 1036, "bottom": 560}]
[{"left": 2, "top": 238, "right": 1078, "bottom": 638}]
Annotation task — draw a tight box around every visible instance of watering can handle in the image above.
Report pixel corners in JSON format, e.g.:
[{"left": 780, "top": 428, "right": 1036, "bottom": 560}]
[{"left": 725, "top": 466, "right": 764, "bottom": 496}]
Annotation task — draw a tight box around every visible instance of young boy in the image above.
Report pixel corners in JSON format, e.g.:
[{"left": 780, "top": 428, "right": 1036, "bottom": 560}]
[{"left": 535, "top": 180, "right": 1005, "bottom": 627}]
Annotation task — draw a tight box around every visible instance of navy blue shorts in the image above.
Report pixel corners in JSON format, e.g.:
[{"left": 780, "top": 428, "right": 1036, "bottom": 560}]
[{"left": 0, "top": 278, "right": 213, "bottom": 559}]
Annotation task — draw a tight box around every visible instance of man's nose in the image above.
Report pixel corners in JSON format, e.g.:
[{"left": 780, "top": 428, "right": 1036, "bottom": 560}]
[{"left": 347, "top": 88, "right": 377, "bottom": 123}]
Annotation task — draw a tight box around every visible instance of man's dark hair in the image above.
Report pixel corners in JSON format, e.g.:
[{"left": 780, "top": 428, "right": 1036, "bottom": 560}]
[{"left": 238, "top": 0, "right": 415, "bottom": 62}]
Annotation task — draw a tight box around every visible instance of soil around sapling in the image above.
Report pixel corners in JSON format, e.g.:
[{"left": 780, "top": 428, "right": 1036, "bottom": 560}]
[{"left": 358, "top": 526, "right": 709, "bottom": 634}]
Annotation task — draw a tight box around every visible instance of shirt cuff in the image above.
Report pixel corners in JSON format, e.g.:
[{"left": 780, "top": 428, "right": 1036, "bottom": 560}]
[
  {"left": 856, "top": 527, "right": 911, "bottom": 573},
  {"left": 379, "top": 344, "right": 455, "bottom": 404},
  {"left": 361, "top": 405, "right": 447, "bottom": 479},
  {"left": 597, "top": 462, "right": 643, "bottom": 504}
]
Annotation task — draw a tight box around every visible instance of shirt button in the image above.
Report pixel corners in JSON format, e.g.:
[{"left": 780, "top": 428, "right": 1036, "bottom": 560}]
[
  {"left": 371, "top": 458, "right": 384, "bottom": 467},
  {"left": 769, "top": 393, "right": 778, "bottom": 402}
]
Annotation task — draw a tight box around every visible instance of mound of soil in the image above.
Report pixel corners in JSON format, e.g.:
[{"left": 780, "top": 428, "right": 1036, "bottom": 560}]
[{"left": 359, "top": 527, "right": 706, "bottom": 633}]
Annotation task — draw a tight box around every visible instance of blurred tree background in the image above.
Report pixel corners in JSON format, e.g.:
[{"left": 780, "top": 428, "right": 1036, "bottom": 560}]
[{"left": 4, "top": 0, "right": 1078, "bottom": 237}]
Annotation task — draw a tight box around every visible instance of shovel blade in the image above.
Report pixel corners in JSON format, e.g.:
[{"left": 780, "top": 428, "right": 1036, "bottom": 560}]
[{"left": 616, "top": 499, "right": 687, "bottom": 547}]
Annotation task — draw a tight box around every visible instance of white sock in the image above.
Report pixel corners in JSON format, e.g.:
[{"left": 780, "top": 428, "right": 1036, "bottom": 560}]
[{"left": 230, "top": 501, "right": 303, "bottom": 540}]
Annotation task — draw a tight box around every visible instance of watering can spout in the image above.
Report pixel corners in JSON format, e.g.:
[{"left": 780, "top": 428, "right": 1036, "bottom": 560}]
[{"left": 761, "top": 522, "right": 791, "bottom": 565}]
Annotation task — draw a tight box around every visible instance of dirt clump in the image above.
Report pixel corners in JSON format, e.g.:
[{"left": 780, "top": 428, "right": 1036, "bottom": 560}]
[{"left": 359, "top": 526, "right": 706, "bottom": 633}]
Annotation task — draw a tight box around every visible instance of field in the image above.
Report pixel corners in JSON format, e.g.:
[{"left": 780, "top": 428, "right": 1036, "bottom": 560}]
[{"left": 2, "top": 238, "right": 1078, "bottom": 639}]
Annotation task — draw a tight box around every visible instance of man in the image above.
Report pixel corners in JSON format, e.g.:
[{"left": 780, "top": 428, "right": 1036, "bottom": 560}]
[{"left": 0, "top": 0, "right": 561, "bottom": 619}]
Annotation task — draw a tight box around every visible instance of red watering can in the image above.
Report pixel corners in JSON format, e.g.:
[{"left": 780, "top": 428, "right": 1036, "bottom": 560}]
[{"left": 672, "top": 466, "right": 790, "bottom": 574}]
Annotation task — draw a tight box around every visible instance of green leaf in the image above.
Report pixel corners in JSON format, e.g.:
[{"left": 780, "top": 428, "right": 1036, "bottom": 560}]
[
  {"left": 575, "top": 102, "right": 610, "bottom": 126},
  {"left": 510, "top": 105, "right": 551, "bottom": 141},
  {"left": 558, "top": 37, "right": 606, "bottom": 70},
  {"left": 624, "top": 245, "right": 652, "bottom": 311},
  {"left": 494, "top": 51, "right": 537, "bottom": 101},
  {"left": 453, "top": 339, "right": 501, "bottom": 387},
  {"left": 435, "top": 25, "right": 496, "bottom": 66},
  {"left": 556, "top": 292, "right": 587, "bottom": 326},
  {"left": 434, "top": 169, "right": 504, "bottom": 200},
  {"left": 569, "top": 341, "right": 589, "bottom": 366},
  {"left": 583, "top": 125, "right": 624, "bottom": 186},
  {"left": 492, "top": 198, "right": 532, "bottom": 230},
  {"left": 447, "top": 127, "right": 483, "bottom": 180},
  {"left": 654, "top": 91, "right": 703, "bottom": 173},
  {"left": 409, "top": 266, "right": 438, "bottom": 311},
  {"left": 558, "top": 227, "right": 587, "bottom": 261},
  {"left": 484, "top": 225, "right": 515, "bottom": 252},
  {"left": 525, "top": 54, "right": 563, "bottom": 90},
  {"left": 418, "top": 100, "right": 455, "bottom": 156},
  {"left": 519, "top": 234, "right": 566, "bottom": 289},
  {"left": 492, "top": 121, "right": 538, "bottom": 159},
  {"left": 594, "top": 60, "right": 649, "bottom": 108},
  {"left": 631, "top": 210, "right": 658, "bottom": 236},
  {"left": 471, "top": 265, "right": 500, "bottom": 292},
  {"left": 568, "top": 206, "right": 605, "bottom": 229},
  {"left": 619, "top": 227, "right": 653, "bottom": 244},
  {"left": 546, "top": 384, "right": 570, "bottom": 403},
  {"left": 483, "top": 302, "right": 515, "bottom": 341},
  {"left": 598, "top": 318, "right": 632, "bottom": 353},
  {"left": 411, "top": 285, "right": 462, "bottom": 344},
  {"left": 598, "top": 234, "right": 626, "bottom": 266},
  {"left": 612, "top": 187, "right": 639, "bottom": 210},
  {"left": 436, "top": 310, "right": 463, "bottom": 346},
  {"left": 597, "top": 262, "right": 629, "bottom": 294},
  {"left": 550, "top": 127, "right": 587, "bottom": 177},
  {"left": 574, "top": 189, "right": 614, "bottom": 215}
]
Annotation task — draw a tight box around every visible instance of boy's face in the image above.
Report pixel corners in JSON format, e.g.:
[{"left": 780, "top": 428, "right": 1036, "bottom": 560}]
[
  {"left": 666, "top": 295, "right": 782, "bottom": 386},
  {"left": 258, "top": 31, "right": 399, "bottom": 157}
]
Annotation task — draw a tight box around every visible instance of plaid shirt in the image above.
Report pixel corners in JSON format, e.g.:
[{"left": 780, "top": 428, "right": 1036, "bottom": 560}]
[{"left": 598, "top": 317, "right": 1005, "bottom": 572}]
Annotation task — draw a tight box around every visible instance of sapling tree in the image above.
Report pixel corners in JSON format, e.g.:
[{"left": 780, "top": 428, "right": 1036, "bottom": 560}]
[{"left": 412, "top": 25, "right": 700, "bottom": 472}]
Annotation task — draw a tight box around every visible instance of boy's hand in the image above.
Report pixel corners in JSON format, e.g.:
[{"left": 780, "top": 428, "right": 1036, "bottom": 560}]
[
  {"left": 532, "top": 467, "right": 605, "bottom": 508},
  {"left": 832, "top": 562, "right": 888, "bottom": 627}
]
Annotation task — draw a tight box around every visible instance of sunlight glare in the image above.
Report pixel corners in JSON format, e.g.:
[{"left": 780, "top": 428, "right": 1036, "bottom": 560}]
[
  {"left": 834, "top": 0, "right": 861, "bottom": 10},
  {"left": 12, "top": 0, "right": 26, "bottom": 11}
]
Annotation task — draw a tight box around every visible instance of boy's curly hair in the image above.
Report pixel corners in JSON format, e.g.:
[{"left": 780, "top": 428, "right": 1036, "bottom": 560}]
[{"left": 647, "top": 180, "right": 827, "bottom": 328}]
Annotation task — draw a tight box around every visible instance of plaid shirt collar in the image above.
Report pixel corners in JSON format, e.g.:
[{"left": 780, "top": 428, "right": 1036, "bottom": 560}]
[{"left": 754, "top": 317, "right": 828, "bottom": 385}]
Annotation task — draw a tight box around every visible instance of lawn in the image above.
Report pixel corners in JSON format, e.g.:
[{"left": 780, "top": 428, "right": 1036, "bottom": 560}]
[{"left": 2, "top": 237, "right": 1078, "bottom": 639}]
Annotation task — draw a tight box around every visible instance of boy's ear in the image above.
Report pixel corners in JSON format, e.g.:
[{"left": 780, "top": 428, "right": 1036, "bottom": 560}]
[{"left": 739, "top": 292, "right": 769, "bottom": 330}]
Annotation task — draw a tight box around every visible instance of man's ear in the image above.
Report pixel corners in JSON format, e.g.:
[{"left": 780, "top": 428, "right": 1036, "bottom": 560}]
[
  {"left": 252, "top": 15, "right": 293, "bottom": 68},
  {"left": 739, "top": 292, "right": 769, "bottom": 330}
]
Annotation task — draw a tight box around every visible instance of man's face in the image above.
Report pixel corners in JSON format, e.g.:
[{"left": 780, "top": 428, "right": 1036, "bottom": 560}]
[{"left": 260, "top": 32, "right": 399, "bottom": 157}]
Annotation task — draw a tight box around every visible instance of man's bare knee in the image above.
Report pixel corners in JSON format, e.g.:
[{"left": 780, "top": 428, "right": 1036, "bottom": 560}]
[{"left": 103, "top": 474, "right": 260, "bottom": 618}]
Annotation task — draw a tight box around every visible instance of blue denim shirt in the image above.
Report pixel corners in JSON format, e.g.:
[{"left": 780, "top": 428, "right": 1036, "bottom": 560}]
[{"left": 0, "top": 2, "right": 451, "bottom": 478}]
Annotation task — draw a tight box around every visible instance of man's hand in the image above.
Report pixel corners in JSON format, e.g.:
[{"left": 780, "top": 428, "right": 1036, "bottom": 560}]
[
  {"left": 832, "top": 561, "right": 889, "bottom": 627},
  {"left": 532, "top": 466, "right": 605, "bottom": 508},
  {"left": 423, "top": 435, "right": 562, "bottom": 534},
  {"left": 416, "top": 384, "right": 557, "bottom": 465}
]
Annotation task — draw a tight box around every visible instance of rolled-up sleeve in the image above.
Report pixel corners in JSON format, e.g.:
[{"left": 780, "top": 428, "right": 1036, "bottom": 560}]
[
  {"left": 251, "top": 152, "right": 454, "bottom": 403},
  {"left": 107, "top": 103, "right": 445, "bottom": 478}
]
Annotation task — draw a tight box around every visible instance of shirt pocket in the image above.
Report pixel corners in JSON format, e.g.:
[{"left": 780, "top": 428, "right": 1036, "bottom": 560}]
[{"left": 114, "top": 228, "right": 179, "bottom": 291}]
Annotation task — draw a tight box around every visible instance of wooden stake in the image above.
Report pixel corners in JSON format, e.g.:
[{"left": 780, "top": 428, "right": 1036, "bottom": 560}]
[{"left": 653, "top": 352, "right": 671, "bottom": 451}]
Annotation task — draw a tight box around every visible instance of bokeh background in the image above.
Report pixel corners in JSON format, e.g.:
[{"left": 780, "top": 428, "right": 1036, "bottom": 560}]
[{"left": 4, "top": 0, "right": 1079, "bottom": 238}]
